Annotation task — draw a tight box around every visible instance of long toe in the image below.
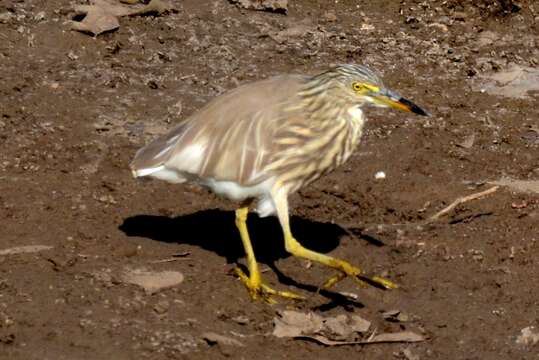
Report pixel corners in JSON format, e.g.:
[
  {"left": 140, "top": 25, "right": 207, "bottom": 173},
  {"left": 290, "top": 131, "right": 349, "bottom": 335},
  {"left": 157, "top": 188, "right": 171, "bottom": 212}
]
[
  {"left": 321, "top": 259, "right": 398, "bottom": 290},
  {"left": 233, "top": 267, "right": 305, "bottom": 304},
  {"left": 364, "top": 275, "right": 398, "bottom": 290}
]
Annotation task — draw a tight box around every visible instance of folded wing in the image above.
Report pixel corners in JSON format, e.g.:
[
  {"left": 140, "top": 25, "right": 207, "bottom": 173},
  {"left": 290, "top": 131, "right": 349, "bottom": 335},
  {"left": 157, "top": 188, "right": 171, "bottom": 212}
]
[{"left": 130, "top": 75, "right": 308, "bottom": 186}]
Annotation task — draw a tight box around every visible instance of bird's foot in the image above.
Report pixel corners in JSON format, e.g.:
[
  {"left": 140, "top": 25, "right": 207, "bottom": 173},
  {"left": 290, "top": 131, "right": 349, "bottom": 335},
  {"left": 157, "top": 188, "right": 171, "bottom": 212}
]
[
  {"left": 321, "top": 259, "right": 398, "bottom": 290},
  {"left": 233, "top": 267, "right": 305, "bottom": 304}
]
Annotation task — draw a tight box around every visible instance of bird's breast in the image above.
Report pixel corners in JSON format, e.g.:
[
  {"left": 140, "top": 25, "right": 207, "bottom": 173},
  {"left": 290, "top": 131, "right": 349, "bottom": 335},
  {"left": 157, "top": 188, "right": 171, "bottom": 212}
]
[{"left": 268, "top": 110, "right": 365, "bottom": 195}]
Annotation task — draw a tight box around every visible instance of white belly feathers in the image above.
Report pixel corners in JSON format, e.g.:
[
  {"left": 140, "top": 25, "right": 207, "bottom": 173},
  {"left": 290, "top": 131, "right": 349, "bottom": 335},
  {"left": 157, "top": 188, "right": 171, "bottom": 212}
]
[{"left": 134, "top": 164, "right": 277, "bottom": 217}]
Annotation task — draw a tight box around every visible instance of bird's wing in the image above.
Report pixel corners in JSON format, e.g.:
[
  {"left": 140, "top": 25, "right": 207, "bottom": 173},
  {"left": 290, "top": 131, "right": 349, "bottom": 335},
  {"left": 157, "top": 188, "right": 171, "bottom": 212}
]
[{"left": 130, "top": 74, "right": 308, "bottom": 185}]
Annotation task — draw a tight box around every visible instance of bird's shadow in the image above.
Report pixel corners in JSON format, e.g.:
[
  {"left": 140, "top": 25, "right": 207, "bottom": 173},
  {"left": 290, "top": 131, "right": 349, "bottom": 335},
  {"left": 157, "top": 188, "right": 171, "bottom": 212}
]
[
  {"left": 119, "top": 209, "right": 346, "bottom": 264},
  {"left": 119, "top": 209, "right": 382, "bottom": 309}
]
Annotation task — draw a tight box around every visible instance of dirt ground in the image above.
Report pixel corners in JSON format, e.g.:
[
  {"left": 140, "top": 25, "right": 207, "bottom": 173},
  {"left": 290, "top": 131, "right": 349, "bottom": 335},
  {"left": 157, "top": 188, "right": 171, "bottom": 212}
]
[{"left": 1, "top": 0, "right": 538, "bottom": 359}]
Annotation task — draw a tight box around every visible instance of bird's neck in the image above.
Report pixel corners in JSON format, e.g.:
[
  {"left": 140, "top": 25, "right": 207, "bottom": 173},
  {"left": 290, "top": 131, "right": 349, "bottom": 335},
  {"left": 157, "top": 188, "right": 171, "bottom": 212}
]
[{"left": 300, "top": 83, "right": 355, "bottom": 115}]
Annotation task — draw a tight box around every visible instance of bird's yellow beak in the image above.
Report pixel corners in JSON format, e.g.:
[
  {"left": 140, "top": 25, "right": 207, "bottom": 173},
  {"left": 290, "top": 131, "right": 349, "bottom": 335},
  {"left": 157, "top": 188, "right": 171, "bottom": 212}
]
[{"left": 371, "top": 88, "right": 430, "bottom": 116}]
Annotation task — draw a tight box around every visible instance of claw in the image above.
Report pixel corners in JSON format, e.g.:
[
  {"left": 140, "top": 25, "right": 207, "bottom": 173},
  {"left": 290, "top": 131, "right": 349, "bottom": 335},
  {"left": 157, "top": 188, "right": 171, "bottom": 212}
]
[
  {"left": 366, "top": 275, "right": 398, "bottom": 289},
  {"left": 321, "top": 271, "right": 368, "bottom": 289},
  {"left": 233, "top": 267, "right": 305, "bottom": 303}
]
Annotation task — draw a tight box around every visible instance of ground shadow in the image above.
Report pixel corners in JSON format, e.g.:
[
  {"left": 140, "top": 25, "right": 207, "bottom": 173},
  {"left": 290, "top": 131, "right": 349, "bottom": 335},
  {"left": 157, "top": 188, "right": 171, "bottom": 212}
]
[
  {"left": 119, "top": 208, "right": 347, "bottom": 264},
  {"left": 120, "top": 209, "right": 386, "bottom": 308}
]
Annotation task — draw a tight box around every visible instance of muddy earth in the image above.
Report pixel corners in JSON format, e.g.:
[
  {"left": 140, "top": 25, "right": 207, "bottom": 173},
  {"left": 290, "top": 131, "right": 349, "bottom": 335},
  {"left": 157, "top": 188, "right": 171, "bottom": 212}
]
[{"left": 1, "top": 0, "right": 538, "bottom": 359}]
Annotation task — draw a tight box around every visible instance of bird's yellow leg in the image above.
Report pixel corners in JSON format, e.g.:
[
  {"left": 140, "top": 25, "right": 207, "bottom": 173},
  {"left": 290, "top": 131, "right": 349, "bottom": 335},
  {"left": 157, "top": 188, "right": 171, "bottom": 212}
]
[
  {"left": 233, "top": 207, "right": 304, "bottom": 303},
  {"left": 283, "top": 234, "right": 397, "bottom": 290},
  {"left": 273, "top": 190, "right": 397, "bottom": 291}
]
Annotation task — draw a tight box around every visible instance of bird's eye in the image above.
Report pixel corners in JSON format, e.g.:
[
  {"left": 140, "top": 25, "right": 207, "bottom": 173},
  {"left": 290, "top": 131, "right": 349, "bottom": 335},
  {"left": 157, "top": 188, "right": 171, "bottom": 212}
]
[
  {"left": 352, "top": 82, "right": 363, "bottom": 91},
  {"left": 352, "top": 82, "right": 380, "bottom": 93}
]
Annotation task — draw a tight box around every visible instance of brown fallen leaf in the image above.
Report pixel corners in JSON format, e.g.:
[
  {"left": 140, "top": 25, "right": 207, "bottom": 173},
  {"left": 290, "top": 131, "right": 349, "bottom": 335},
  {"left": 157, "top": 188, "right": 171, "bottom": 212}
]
[
  {"left": 229, "top": 0, "right": 288, "bottom": 14},
  {"left": 274, "top": 310, "right": 371, "bottom": 340},
  {"left": 273, "top": 310, "right": 424, "bottom": 346},
  {"left": 71, "top": 0, "right": 176, "bottom": 36},
  {"left": 402, "top": 348, "right": 421, "bottom": 360},
  {"left": 71, "top": 1, "right": 122, "bottom": 36},
  {"left": 370, "top": 331, "right": 425, "bottom": 343},
  {"left": 273, "top": 310, "right": 324, "bottom": 338},
  {"left": 322, "top": 314, "right": 371, "bottom": 340},
  {"left": 382, "top": 309, "right": 410, "bottom": 323}
]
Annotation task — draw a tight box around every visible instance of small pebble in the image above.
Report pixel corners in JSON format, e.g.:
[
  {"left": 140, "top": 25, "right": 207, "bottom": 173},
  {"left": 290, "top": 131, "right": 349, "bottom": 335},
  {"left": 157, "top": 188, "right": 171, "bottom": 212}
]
[{"left": 153, "top": 299, "right": 170, "bottom": 314}]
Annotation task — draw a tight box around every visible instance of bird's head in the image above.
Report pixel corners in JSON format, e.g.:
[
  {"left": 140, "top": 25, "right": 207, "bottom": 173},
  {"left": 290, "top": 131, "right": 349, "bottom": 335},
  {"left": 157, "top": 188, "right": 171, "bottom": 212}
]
[{"left": 318, "top": 64, "right": 430, "bottom": 116}]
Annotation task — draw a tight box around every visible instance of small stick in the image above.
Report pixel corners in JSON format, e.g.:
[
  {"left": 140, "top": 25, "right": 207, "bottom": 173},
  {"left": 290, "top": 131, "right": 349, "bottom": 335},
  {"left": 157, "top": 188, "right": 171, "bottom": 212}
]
[
  {"left": 149, "top": 251, "right": 191, "bottom": 263},
  {"left": 149, "top": 257, "right": 189, "bottom": 264},
  {"left": 428, "top": 186, "right": 499, "bottom": 222}
]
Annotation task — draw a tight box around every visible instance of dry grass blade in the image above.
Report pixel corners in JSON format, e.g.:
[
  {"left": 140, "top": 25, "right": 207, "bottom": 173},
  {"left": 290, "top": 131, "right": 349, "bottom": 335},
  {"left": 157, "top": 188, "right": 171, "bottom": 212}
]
[
  {"left": 428, "top": 186, "right": 499, "bottom": 222},
  {"left": 0, "top": 245, "right": 53, "bottom": 256},
  {"left": 299, "top": 330, "right": 425, "bottom": 346}
]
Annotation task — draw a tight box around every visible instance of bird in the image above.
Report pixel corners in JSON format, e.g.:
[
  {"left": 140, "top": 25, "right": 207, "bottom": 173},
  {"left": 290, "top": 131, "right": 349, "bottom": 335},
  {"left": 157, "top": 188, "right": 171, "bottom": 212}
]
[{"left": 130, "top": 64, "right": 429, "bottom": 303}]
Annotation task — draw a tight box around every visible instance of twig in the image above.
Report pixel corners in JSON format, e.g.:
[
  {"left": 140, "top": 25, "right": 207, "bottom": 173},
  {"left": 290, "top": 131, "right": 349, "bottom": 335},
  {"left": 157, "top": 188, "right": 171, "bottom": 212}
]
[
  {"left": 428, "top": 186, "right": 499, "bottom": 222},
  {"left": 149, "top": 251, "right": 190, "bottom": 263},
  {"left": 340, "top": 185, "right": 500, "bottom": 232},
  {"left": 149, "top": 258, "right": 188, "bottom": 264}
]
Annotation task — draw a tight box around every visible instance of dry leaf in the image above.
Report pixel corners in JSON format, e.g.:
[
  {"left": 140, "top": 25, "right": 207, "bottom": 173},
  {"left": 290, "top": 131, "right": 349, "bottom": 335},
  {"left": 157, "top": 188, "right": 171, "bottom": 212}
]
[
  {"left": 273, "top": 310, "right": 324, "bottom": 338},
  {"left": 402, "top": 348, "right": 421, "bottom": 360},
  {"left": 322, "top": 314, "right": 371, "bottom": 340},
  {"left": 273, "top": 310, "right": 371, "bottom": 339},
  {"left": 273, "top": 310, "right": 424, "bottom": 346},
  {"left": 71, "top": 0, "right": 175, "bottom": 36},
  {"left": 72, "top": 1, "right": 122, "bottom": 35},
  {"left": 382, "top": 309, "right": 410, "bottom": 322},
  {"left": 300, "top": 334, "right": 361, "bottom": 346},
  {"left": 230, "top": 0, "right": 288, "bottom": 14},
  {"left": 370, "top": 331, "right": 425, "bottom": 343}
]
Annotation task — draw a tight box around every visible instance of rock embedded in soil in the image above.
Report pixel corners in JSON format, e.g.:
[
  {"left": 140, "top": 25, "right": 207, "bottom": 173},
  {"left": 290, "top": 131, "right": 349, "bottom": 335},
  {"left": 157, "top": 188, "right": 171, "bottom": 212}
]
[
  {"left": 516, "top": 326, "right": 539, "bottom": 346},
  {"left": 121, "top": 267, "right": 184, "bottom": 294}
]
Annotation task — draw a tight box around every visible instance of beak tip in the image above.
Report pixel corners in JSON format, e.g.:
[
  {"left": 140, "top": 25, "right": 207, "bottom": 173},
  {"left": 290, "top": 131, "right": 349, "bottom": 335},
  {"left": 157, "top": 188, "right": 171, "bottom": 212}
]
[
  {"left": 414, "top": 106, "right": 431, "bottom": 117},
  {"left": 397, "top": 97, "right": 430, "bottom": 117}
]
